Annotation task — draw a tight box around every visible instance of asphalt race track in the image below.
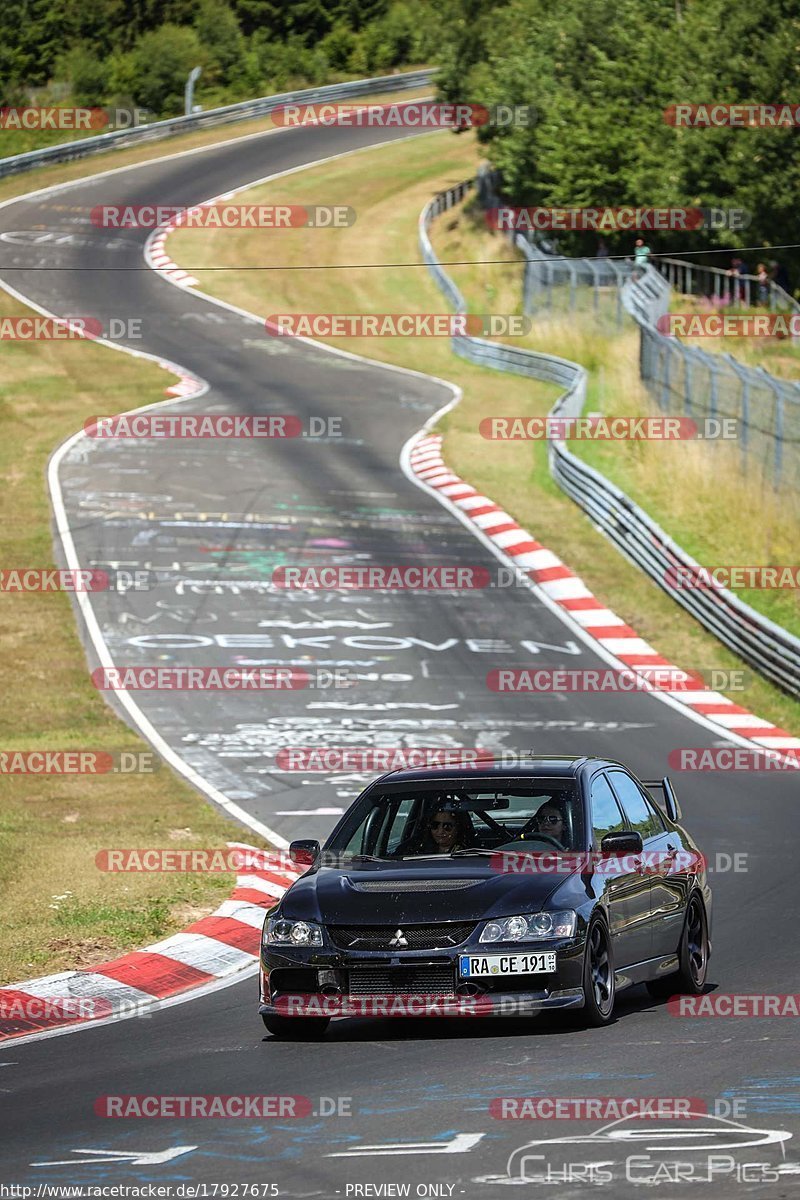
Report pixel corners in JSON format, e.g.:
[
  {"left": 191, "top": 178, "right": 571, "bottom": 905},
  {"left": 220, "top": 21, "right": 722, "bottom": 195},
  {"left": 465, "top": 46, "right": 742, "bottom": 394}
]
[{"left": 1, "top": 119, "right": 799, "bottom": 1197}]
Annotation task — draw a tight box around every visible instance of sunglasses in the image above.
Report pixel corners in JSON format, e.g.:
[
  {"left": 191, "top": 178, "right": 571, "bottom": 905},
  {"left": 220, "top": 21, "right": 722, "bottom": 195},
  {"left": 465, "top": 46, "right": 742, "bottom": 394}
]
[
  {"left": 430, "top": 820, "right": 455, "bottom": 831},
  {"left": 537, "top": 813, "right": 562, "bottom": 825}
]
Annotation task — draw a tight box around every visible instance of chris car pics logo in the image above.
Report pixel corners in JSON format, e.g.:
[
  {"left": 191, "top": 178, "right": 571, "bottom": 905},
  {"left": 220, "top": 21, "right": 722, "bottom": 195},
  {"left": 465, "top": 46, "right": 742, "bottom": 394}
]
[{"left": 473, "top": 1112, "right": 794, "bottom": 1187}]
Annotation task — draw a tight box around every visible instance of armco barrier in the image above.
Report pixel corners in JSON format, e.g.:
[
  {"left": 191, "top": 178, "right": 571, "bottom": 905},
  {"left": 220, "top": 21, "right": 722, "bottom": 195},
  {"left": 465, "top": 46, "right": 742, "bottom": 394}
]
[
  {"left": 0, "top": 69, "right": 435, "bottom": 179},
  {"left": 419, "top": 178, "right": 800, "bottom": 698}
]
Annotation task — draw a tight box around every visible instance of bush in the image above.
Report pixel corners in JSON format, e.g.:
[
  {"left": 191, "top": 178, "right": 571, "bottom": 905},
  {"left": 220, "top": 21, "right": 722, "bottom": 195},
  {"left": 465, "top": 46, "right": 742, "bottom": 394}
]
[
  {"left": 194, "top": 0, "right": 245, "bottom": 84},
  {"left": 320, "top": 23, "right": 357, "bottom": 71},
  {"left": 59, "top": 44, "right": 111, "bottom": 107},
  {"left": 129, "top": 25, "right": 205, "bottom": 116}
]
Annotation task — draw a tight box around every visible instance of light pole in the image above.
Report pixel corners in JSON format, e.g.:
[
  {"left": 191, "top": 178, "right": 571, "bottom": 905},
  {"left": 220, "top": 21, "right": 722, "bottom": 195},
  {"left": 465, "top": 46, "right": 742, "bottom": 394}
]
[{"left": 185, "top": 66, "right": 203, "bottom": 117}]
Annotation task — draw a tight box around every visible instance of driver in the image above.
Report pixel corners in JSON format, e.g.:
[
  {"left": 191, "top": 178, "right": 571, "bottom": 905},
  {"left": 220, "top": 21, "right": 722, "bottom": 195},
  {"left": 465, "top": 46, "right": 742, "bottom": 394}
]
[
  {"left": 428, "top": 807, "right": 469, "bottom": 853},
  {"left": 403, "top": 801, "right": 474, "bottom": 855},
  {"left": 533, "top": 801, "right": 567, "bottom": 848}
]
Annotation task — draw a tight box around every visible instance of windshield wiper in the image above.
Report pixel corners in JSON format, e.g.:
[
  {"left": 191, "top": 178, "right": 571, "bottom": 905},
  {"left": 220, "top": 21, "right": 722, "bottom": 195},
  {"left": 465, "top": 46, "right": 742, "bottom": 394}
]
[
  {"left": 449, "top": 848, "right": 497, "bottom": 856},
  {"left": 399, "top": 853, "right": 461, "bottom": 860},
  {"left": 348, "top": 854, "right": 386, "bottom": 862}
]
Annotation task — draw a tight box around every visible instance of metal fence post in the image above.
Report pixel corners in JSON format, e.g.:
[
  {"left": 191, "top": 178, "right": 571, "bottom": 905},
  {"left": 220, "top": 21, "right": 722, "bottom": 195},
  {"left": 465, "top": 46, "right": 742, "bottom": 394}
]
[
  {"left": 588, "top": 258, "right": 601, "bottom": 312},
  {"left": 607, "top": 258, "right": 625, "bottom": 329},
  {"left": 705, "top": 351, "right": 719, "bottom": 423},
  {"left": 722, "top": 354, "right": 751, "bottom": 471},
  {"left": 774, "top": 387, "right": 785, "bottom": 487},
  {"left": 522, "top": 256, "right": 534, "bottom": 314},
  {"left": 755, "top": 367, "right": 785, "bottom": 489},
  {"left": 661, "top": 338, "right": 672, "bottom": 410},
  {"left": 683, "top": 347, "right": 695, "bottom": 415}
]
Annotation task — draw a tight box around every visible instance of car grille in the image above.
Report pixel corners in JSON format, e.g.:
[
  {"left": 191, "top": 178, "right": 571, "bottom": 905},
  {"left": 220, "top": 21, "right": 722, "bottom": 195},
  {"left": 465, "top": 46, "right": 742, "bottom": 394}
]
[
  {"left": 348, "top": 965, "right": 456, "bottom": 996},
  {"left": 328, "top": 922, "right": 477, "bottom": 950}
]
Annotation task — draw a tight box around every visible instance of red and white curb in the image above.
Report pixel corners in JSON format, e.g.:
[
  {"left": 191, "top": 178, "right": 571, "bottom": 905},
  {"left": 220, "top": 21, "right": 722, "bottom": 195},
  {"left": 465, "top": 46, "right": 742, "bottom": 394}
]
[
  {"left": 0, "top": 845, "right": 298, "bottom": 1042},
  {"left": 161, "top": 361, "right": 203, "bottom": 398},
  {"left": 148, "top": 222, "right": 199, "bottom": 289},
  {"left": 408, "top": 433, "right": 800, "bottom": 757},
  {"left": 148, "top": 192, "right": 239, "bottom": 291},
  {"left": 148, "top": 201, "right": 223, "bottom": 401}
]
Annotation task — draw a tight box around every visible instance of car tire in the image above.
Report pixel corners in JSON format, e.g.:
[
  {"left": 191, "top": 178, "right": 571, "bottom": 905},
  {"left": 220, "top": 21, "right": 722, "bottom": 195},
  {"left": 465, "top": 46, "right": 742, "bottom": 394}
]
[
  {"left": 574, "top": 917, "right": 616, "bottom": 1027},
  {"left": 646, "top": 894, "right": 709, "bottom": 999},
  {"left": 262, "top": 1014, "right": 330, "bottom": 1040}
]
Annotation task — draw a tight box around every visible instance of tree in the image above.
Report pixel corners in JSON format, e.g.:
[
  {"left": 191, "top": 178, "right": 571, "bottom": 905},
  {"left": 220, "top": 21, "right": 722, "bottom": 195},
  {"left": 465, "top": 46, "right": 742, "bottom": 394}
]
[
  {"left": 129, "top": 24, "right": 205, "bottom": 114},
  {"left": 59, "top": 42, "right": 112, "bottom": 105},
  {"left": 194, "top": 0, "right": 244, "bottom": 82}
]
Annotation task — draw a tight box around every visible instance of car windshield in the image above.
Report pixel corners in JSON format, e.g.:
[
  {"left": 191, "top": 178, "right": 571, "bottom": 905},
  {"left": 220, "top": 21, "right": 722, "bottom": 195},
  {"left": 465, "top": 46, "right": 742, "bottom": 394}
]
[{"left": 326, "top": 780, "right": 583, "bottom": 860}]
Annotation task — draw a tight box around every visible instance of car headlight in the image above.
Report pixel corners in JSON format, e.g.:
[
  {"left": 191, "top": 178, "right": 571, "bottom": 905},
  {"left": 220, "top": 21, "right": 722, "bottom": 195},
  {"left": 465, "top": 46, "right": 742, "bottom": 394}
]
[
  {"left": 264, "top": 917, "right": 323, "bottom": 947},
  {"left": 480, "top": 911, "right": 577, "bottom": 943}
]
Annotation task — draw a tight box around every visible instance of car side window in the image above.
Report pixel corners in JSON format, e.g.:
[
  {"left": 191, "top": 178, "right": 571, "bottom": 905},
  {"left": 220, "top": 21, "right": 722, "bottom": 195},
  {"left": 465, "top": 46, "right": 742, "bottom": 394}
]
[
  {"left": 608, "top": 771, "right": 662, "bottom": 840},
  {"left": 343, "top": 802, "right": 390, "bottom": 855},
  {"left": 384, "top": 798, "right": 415, "bottom": 853},
  {"left": 590, "top": 774, "right": 626, "bottom": 844}
]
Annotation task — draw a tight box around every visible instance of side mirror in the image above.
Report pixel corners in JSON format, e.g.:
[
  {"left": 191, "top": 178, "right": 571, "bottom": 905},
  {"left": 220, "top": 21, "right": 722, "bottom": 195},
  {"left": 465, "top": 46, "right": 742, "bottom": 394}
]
[
  {"left": 289, "top": 839, "right": 320, "bottom": 867},
  {"left": 600, "top": 830, "right": 643, "bottom": 856}
]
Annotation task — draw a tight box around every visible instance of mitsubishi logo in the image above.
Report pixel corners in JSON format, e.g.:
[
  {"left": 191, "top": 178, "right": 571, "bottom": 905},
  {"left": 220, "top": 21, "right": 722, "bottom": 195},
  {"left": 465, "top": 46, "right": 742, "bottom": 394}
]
[{"left": 389, "top": 928, "right": 408, "bottom": 948}]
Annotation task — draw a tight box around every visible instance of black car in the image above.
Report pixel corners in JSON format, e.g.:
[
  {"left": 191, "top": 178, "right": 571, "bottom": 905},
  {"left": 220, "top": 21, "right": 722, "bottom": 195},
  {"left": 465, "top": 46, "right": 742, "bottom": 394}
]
[{"left": 259, "top": 756, "right": 711, "bottom": 1038}]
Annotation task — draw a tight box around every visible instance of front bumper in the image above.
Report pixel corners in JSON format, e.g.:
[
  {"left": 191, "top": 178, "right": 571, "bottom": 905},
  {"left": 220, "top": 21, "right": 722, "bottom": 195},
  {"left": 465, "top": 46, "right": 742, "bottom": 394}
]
[
  {"left": 259, "top": 989, "right": 585, "bottom": 1018},
  {"left": 260, "top": 936, "right": 585, "bottom": 1018}
]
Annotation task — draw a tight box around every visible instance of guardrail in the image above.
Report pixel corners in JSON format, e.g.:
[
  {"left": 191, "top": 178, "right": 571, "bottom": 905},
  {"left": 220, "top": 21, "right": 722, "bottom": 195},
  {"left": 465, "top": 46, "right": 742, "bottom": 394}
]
[
  {"left": 0, "top": 69, "right": 435, "bottom": 180},
  {"left": 419, "top": 177, "right": 800, "bottom": 698}
]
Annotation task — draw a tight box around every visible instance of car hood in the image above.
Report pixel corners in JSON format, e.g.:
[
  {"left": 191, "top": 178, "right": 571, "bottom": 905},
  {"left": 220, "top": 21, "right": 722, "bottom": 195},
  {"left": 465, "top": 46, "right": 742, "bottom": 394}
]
[{"left": 279, "top": 859, "right": 577, "bottom": 924}]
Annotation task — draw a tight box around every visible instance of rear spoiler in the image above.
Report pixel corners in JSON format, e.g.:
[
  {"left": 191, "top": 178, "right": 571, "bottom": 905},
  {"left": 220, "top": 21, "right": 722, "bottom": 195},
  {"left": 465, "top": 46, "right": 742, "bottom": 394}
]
[{"left": 642, "top": 776, "right": 681, "bottom": 822}]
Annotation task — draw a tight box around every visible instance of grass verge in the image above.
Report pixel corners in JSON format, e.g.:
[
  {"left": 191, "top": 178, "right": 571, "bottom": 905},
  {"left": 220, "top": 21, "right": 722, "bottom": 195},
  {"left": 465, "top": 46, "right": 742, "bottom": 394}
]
[
  {"left": 663, "top": 296, "right": 800, "bottom": 380},
  {"left": 168, "top": 131, "right": 800, "bottom": 735},
  {"left": 0, "top": 295, "right": 267, "bottom": 986}
]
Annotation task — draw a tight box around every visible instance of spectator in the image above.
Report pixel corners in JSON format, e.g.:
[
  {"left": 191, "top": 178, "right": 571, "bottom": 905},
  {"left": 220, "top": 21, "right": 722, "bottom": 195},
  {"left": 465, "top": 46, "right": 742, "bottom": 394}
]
[
  {"left": 728, "top": 256, "right": 748, "bottom": 303},
  {"left": 631, "top": 237, "right": 651, "bottom": 281},
  {"left": 756, "top": 262, "right": 770, "bottom": 306}
]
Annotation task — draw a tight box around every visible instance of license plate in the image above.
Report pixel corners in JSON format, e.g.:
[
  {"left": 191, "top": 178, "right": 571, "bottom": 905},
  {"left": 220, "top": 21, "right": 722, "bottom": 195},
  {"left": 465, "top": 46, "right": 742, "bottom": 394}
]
[{"left": 459, "top": 952, "right": 556, "bottom": 977}]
